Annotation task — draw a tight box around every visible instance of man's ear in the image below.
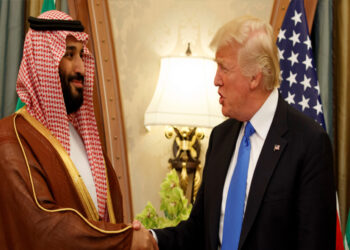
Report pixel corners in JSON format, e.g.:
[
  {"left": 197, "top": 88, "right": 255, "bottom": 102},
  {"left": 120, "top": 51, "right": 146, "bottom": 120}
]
[{"left": 249, "top": 71, "right": 262, "bottom": 90}]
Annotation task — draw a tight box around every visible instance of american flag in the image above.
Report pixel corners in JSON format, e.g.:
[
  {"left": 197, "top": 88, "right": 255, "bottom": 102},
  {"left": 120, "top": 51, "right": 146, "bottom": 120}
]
[
  {"left": 277, "top": 0, "right": 326, "bottom": 129},
  {"left": 277, "top": 1, "right": 344, "bottom": 249}
]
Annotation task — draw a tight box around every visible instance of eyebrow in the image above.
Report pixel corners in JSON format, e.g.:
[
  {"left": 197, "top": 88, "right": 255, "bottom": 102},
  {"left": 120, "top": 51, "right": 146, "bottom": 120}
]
[
  {"left": 216, "top": 59, "right": 235, "bottom": 71},
  {"left": 215, "top": 58, "right": 227, "bottom": 66},
  {"left": 66, "top": 45, "right": 77, "bottom": 50},
  {"left": 65, "top": 46, "right": 84, "bottom": 53},
  {"left": 215, "top": 58, "right": 223, "bottom": 63}
]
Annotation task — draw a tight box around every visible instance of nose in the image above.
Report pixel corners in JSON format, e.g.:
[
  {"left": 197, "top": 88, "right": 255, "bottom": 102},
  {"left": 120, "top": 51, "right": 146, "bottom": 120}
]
[
  {"left": 74, "top": 56, "right": 85, "bottom": 76},
  {"left": 214, "top": 69, "right": 222, "bottom": 87}
]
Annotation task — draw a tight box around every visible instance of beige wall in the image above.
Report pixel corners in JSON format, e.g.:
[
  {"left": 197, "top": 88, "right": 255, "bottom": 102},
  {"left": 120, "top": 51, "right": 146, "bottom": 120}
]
[{"left": 108, "top": 0, "right": 274, "bottom": 216}]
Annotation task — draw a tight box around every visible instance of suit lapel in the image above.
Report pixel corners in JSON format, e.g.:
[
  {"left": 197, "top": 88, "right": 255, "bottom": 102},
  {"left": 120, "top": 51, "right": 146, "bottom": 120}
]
[{"left": 238, "top": 96, "right": 289, "bottom": 249}]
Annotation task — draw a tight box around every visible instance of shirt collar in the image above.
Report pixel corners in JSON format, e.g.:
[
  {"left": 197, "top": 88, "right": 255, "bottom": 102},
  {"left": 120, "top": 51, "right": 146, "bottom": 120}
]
[{"left": 249, "top": 88, "right": 278, "bottom": 140}]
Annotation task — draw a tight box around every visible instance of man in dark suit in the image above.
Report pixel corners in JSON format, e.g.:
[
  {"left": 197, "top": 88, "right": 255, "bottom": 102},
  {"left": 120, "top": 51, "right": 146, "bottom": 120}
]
[{"left": 151, "top": 15, "right": 336, "bottom": 249}]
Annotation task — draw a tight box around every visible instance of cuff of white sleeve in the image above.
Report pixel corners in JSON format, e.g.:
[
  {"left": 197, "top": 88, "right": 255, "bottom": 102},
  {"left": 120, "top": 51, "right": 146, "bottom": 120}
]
[{"left": 149, "top": 229, "right": 158, "bottom": 243}]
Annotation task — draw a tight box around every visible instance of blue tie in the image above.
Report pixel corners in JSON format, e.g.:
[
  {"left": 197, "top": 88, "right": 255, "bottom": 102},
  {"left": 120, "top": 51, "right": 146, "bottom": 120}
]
[{"left": 222, "top": 121, "right": 255, "bottom": 250}]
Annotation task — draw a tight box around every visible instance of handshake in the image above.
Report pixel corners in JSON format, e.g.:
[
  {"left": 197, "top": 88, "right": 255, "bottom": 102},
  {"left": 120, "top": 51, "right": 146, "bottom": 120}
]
[{"left": 130, "top": 220, "right": 158, "bottom": 250}]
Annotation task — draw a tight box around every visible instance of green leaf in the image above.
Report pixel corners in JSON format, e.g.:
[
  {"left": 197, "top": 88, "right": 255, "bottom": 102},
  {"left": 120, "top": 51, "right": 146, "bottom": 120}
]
[
  {"left": 135, "top": 169, "right": 193, "bottom": 229},
  {"left": 135, "top": 202, "right": 159, "bottom": 229}
]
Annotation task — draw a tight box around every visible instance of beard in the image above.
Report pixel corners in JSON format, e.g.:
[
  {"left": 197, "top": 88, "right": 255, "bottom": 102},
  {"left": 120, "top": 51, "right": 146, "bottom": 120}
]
[{"left": 59, "top": 72, "right": 84, "bottom": 114}]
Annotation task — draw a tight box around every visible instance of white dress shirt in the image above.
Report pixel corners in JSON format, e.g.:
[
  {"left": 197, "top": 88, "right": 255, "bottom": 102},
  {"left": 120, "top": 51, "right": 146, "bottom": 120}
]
[
  {"left": 69, "top": 123, "right": 98, "bottom": 210},
  {"left": 218, "top": 88, "right": 279, "bottom": 246}
]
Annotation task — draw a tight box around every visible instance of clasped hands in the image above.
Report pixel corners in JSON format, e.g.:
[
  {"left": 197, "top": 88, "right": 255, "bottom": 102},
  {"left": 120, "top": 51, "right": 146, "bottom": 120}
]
[{"left": 130, "top": 220, "right": 159, "bottom": 250}]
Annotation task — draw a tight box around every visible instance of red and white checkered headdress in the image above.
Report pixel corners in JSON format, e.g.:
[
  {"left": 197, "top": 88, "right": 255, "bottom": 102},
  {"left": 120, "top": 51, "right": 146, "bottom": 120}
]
[{"left": 17, "top": 10, "right": 107, "bottom": 219}]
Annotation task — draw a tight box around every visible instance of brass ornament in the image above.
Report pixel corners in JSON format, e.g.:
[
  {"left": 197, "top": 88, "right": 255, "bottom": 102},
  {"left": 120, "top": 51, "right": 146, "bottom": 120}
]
[{"left": 165, "top": 126, "right": 204, "bottom": 203}]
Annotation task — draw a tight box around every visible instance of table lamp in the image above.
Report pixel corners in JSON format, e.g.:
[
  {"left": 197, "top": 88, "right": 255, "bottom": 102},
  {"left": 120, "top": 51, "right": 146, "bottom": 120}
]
[{"left": 144, "top": 45, "right": 224, "bottom": 202}]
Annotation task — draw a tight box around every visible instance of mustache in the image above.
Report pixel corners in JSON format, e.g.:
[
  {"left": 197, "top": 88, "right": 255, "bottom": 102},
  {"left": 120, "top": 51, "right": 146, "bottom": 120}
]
[{"left": 68, "top": 73, "right": 84, "bottom": 84}]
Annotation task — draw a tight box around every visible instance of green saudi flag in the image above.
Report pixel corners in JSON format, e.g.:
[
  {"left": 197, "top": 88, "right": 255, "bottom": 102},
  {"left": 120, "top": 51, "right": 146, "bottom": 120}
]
[
  {"left": 15, "top": 0, "right": 56, "bottom": 111},
  {"left": 345, "top": 211, "right": 350, "bottom": 250}
]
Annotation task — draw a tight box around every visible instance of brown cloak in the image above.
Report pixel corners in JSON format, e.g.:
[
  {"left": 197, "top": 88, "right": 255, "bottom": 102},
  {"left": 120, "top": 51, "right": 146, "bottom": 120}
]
[{"left": 0, "top": 108, "right": 133, "bottom": 249}]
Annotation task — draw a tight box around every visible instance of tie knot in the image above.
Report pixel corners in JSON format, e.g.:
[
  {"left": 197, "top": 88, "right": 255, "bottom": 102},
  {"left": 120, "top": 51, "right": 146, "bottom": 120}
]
[{"left": 244, "top": 121, "right": 255, "bottom": 138}]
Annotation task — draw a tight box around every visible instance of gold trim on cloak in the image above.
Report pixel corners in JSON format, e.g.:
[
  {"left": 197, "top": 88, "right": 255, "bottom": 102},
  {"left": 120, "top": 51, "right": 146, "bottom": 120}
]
[
  {"left": 13, "top": 107, "right": 130, "bottom": 234},
  {"left": 106, "top": 167, "right": 117, "bottom": 223}
]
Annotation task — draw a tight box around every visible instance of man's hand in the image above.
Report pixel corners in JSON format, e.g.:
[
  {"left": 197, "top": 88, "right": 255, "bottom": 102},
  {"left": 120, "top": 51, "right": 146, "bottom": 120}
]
[
  {"left": 132, "top": 220, "right": 142, "bottom": 230},
  {"left": 130, "top": 220, "right": 158, "bottom": 250}
]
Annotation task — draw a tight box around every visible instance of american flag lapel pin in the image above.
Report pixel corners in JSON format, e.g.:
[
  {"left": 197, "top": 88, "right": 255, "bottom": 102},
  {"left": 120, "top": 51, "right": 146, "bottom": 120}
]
[{"left": 273, "top": 144, "right": 280, "bottom": 151}]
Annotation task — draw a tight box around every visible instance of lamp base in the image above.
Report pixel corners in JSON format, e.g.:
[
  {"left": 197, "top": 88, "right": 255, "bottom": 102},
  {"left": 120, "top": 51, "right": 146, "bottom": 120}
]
[{"left": 166, "top": 126, "right": 204, "bottom": 203}]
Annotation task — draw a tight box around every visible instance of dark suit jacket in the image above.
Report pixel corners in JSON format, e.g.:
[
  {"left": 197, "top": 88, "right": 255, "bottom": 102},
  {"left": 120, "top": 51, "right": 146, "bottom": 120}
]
[{"left": 154, "top": 96, "right": 336, "bottom": 250}]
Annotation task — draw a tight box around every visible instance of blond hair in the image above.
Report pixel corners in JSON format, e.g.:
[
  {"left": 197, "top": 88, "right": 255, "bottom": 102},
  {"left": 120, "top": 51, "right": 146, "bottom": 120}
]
[{"left": 210, "top": 15, "right": 280, "bottom": 90}]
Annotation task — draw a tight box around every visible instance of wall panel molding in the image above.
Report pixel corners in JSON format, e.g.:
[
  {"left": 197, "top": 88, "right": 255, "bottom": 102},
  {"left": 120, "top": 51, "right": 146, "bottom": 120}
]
[{"left": 270, "top": 0, "right": 317, "bottom": 39}]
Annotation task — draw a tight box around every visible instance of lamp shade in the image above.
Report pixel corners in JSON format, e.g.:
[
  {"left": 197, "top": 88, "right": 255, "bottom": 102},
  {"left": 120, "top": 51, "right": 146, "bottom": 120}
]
[{"left": 144, "top": 56, "right": 225, "bottom": 128}]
